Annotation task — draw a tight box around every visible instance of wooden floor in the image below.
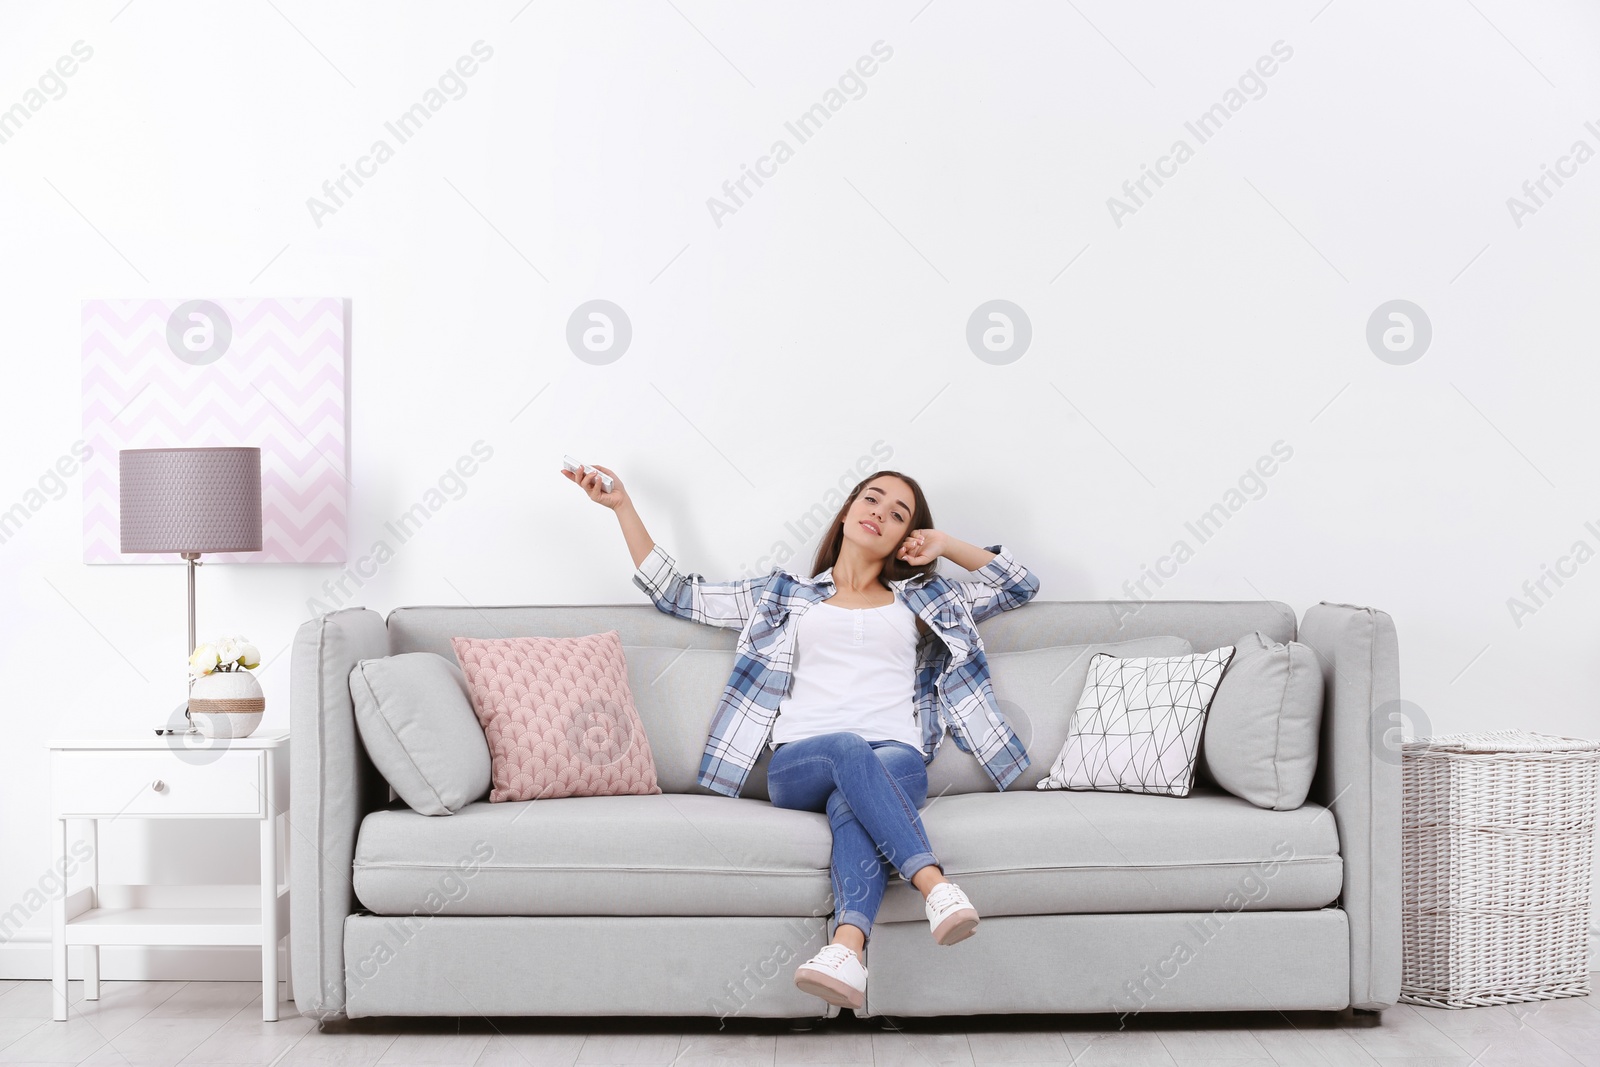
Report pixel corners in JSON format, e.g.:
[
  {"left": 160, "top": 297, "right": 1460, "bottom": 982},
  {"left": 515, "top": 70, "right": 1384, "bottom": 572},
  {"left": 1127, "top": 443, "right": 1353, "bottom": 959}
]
[{"left": 0, "top": 975, "right": 1595, "bottom": 1065}]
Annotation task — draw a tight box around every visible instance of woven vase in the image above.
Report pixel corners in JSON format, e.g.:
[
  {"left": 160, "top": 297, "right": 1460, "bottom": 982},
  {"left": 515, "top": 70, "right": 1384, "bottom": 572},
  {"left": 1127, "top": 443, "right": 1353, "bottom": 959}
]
[{"left": 188, "top": 669, "right": 265, "bottom": 738}]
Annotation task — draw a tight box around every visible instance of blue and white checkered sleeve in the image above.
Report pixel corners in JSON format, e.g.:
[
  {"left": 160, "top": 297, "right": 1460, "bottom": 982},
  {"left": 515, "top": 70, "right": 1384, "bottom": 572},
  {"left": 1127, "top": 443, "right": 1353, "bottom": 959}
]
[
  {"left": 631, "top": 543, "right": 767, "bottom": 631},
  {"left": 951, "top": 544, "right": 1040, "bottom": 624}
]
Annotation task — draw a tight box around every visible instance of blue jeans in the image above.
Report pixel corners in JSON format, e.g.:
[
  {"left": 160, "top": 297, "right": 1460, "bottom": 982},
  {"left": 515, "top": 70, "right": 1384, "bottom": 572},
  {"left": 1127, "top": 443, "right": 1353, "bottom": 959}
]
[{"left": 766, "top": 731, "right": 942, "bottom": 945}]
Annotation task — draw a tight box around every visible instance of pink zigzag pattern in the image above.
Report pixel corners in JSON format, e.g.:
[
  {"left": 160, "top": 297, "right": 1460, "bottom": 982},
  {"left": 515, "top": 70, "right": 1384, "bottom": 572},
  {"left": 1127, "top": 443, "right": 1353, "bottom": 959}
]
[{"left": 82, "top": 297, "right": 349, "bottom": 565}]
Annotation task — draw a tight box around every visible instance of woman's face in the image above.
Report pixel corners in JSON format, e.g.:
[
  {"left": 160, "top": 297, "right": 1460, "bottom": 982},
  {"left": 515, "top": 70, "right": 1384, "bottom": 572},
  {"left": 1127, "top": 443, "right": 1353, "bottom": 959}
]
[{"left": 842, "top": 475, "right": 916, "bottom": 561}]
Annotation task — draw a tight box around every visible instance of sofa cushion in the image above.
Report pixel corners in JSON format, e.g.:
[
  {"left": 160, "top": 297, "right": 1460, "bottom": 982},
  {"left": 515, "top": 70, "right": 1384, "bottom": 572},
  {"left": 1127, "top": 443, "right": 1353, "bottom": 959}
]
[
  {"left": 451, "top": 631, "right": 663, "bottom": 801},
  {"left": 1198, "top": 630, "right": 1325, "bottom": 810},
  {"left": 929, "top": 636, "right": 1195, "bottom": 797},
  {"left": 350, "top": 784, "right": 1342, "bottom": 922},
  {"left": 623, "top": 640, "right": 1201, "bottom": 802},
  {"left": 1039, "top": 646, "right": 1236, "bottom": 797},
  {"left": 352, "top": 793, "right": 833, "bottom": 918},
  {"left": 873, "top": 784, "right": 1343, "bottom": 923},
  {"left": 348, "top": 652, "right": 490, "bottom": 816},
  {"left": 619, "top": 645, "right": 741, "bottom": 795}
]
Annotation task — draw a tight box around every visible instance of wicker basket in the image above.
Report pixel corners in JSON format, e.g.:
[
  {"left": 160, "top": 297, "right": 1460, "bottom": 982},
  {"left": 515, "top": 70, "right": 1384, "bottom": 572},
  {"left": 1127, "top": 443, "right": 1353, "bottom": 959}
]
[{"left": 1400, "top": 729, "right": 1600, "bottom": 1008}]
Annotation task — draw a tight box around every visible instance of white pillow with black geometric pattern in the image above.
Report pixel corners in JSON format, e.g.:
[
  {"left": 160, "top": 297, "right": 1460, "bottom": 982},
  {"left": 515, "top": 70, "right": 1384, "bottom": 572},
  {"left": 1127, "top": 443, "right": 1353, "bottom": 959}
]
[{"left": 1037, "top": 646, "right": 1237, "bottom": 797}]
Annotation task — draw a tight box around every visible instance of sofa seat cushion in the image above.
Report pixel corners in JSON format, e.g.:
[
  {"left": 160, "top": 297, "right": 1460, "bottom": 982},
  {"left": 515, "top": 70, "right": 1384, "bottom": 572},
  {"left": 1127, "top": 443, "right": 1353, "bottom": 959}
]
[
  {"left": 873, "top": 784, "right": 1343, "bottom": 923},
  {"left": 353, "top": 786, "right": 1342, "bottom": 923},
  {"left": 352, "top": 793, "right": 834, "bottom": 918}
]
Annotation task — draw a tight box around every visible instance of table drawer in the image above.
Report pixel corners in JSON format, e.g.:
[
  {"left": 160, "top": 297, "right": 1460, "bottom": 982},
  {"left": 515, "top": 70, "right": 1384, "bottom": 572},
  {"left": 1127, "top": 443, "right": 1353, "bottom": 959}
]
[{"left": 52, "top": 749, "right": 265, "bottom": 817}]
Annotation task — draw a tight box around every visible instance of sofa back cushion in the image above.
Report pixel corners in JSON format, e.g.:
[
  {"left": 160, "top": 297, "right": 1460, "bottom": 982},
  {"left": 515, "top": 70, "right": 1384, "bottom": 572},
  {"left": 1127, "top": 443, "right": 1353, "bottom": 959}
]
[
  {"left": 620, "top": 645, "right": 742, "bottom": 795},
  {"left": 927, "top": 636, "right": 1195, "bottom": 796},
  {"left": 617, "top": 640, "right": 1205, "bottom": 800}
]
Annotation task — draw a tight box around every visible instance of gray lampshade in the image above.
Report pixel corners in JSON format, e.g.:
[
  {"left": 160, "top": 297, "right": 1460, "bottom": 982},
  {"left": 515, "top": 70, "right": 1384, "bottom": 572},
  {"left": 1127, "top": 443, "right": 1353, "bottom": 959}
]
[{"left": 119, "top": 447, "right": 263, "bottom": 554}]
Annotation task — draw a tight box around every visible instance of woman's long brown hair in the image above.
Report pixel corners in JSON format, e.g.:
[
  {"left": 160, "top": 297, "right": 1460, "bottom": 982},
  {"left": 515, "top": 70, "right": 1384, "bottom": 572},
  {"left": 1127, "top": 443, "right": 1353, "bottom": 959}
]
[{"left": 809, "top": 470, "right": 937, "bottom": 587}]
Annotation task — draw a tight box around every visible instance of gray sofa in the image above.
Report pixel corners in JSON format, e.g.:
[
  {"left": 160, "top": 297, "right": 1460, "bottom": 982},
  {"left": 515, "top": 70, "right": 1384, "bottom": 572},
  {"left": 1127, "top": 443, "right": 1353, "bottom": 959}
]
[{"left": 289, "top": 598, "right": 1400, "bottom": 1022}]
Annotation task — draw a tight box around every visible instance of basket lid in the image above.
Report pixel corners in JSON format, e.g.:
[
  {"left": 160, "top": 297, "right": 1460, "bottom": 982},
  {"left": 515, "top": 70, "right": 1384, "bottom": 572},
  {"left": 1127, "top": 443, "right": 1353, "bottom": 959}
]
[{"left": 1402, "top": 728, "right": 1600, "bottom": 754}]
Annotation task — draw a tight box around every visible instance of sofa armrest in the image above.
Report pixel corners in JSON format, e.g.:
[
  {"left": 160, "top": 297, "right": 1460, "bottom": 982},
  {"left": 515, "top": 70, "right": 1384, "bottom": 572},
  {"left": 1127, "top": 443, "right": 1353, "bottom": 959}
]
[
  {"left": 1298, "top": 602, "right": 1402, "bottom": 1012},
  {"left": 289, "top": 607, "right": 389, "bottom": 1021}
]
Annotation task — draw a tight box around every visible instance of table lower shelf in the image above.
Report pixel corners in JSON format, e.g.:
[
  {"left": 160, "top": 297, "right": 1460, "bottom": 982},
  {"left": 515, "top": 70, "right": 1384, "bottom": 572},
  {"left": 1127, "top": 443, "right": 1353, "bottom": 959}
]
[{"left": 64, "top": 899, "right": 289, "bottom": 946}]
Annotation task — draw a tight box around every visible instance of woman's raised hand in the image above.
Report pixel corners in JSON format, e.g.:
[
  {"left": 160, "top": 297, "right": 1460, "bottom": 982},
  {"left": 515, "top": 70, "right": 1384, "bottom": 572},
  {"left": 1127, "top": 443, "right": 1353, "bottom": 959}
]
[
  {"left": 897, "top": 528, "right": 945, "bottom": 565},
  {"left": 561, "top": 463, "right": 627, "bottom": 510}
]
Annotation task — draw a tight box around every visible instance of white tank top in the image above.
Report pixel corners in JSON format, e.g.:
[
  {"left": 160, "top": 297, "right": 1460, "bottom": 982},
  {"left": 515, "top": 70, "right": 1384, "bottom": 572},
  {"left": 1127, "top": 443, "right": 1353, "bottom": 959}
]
[{"left": 769, "top": 596, "right": 923, "bottom": 751}]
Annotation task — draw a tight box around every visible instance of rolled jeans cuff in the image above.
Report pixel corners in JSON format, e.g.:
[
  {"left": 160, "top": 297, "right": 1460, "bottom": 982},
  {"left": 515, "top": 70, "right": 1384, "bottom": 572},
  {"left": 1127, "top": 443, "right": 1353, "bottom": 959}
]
[
  {"left": 833, "top": 909, "right": 877, "bottom": 942},
  {"left": 897, "top": 852, "right": 941, "bottom": 884}
]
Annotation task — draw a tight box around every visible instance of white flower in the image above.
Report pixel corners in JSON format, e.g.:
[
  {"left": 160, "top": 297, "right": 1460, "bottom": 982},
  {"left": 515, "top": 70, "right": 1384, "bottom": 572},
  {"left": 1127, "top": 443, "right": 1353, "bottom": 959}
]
[
  {"left": 213, "top": 638, "right": 240, "bottom": 669},
  {"left": 189, "top": 644, "right": 221, "bottom": 677},
  {"left": 237, "top": 642, "right": 260, "bottom": 669}
]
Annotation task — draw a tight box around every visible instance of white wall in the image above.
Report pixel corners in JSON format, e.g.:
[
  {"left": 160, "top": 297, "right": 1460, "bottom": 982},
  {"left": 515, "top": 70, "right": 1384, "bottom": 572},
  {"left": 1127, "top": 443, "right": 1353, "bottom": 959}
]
[{"left": 2, "top": 0, "right": 1597, "bottom": 979}]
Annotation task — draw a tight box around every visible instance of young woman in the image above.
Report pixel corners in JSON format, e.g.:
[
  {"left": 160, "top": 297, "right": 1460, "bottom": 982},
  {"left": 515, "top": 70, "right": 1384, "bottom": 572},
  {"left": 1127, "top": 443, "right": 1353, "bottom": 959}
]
[{"left": 564, "top": 462, "right": 1039, "bottom": 1011}]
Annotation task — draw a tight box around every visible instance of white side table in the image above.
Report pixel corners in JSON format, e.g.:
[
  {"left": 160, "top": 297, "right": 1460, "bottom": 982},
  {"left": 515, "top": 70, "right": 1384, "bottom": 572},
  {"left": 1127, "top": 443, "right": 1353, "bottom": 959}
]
[{"left": 45, "top": 731, "right": 291, "bottom": 1022}]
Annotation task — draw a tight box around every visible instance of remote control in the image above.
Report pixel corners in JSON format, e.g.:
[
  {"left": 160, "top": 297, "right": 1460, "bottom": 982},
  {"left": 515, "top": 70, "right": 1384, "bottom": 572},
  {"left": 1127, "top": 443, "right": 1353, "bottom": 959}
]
[{"left": 563, "top": 454, "right": 613, "bottom": 493}]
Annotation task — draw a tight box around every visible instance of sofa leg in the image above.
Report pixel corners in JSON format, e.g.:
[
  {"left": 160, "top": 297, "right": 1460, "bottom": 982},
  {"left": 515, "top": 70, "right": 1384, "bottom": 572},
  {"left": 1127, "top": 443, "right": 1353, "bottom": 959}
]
[{"left": 787, "top": 1016, "right": 821, "bottom": 1032}]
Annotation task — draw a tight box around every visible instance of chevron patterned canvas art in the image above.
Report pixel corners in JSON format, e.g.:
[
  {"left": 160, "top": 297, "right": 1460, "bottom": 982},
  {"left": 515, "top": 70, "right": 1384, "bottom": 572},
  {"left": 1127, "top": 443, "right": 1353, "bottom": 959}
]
[
  {"left": 1039, "top": 646, "right": 1237, "bottom": 797},
  {"left": 81, "top": 297, "right": 349, "bottom": 564}
]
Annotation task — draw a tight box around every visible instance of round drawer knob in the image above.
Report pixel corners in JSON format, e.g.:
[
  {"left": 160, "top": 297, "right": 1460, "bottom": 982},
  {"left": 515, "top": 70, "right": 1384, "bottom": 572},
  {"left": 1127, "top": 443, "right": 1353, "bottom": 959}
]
[{"left": 151, "top": 779, "right": 166, "bottom": 793}]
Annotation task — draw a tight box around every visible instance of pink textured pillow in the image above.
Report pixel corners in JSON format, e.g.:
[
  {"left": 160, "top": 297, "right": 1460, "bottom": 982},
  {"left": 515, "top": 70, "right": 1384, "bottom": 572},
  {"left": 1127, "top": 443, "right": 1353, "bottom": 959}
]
[{"left": 450, "top": 631, "right": 661, "bottom": 801}]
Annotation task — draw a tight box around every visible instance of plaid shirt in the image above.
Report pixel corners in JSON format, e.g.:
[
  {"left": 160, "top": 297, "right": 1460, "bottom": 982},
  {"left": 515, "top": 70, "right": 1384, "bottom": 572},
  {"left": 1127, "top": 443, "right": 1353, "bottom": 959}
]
[{"left": 631, "top": 541, "right": 1041, "bottom": 798}]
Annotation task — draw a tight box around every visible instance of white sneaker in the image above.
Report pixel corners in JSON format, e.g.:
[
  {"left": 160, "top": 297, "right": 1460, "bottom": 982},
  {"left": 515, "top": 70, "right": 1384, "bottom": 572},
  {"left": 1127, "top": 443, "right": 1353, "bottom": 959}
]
[
  {"left": 793, "top": 943, "right": 867, "bottom": 1010},
  {"left": 925, "top": 881, "right": 979, "bottom": 945}
]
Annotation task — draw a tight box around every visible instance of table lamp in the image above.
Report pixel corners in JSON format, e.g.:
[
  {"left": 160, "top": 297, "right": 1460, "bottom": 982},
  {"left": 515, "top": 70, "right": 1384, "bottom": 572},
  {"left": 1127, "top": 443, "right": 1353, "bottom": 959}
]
[{"left": 119, "top": 447, "right": 263, "bottom": 726}]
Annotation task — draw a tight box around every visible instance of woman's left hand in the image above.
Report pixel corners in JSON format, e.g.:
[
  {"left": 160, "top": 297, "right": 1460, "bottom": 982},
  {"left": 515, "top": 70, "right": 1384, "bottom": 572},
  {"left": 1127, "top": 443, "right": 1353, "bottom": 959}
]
[{"left": 896, "top": 528, "right": 945, "bottom": 566}]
